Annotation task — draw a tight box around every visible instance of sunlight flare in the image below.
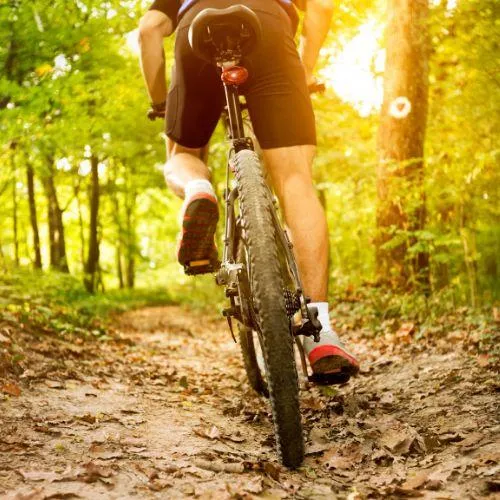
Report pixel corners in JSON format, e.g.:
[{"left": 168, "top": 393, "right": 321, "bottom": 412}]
[{"left": 319, "top": 21, "right": 384, "bottom": 117}]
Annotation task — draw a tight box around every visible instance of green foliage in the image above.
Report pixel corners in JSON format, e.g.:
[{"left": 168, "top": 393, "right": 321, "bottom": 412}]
[
  {"left": 0, "top": 0, "right": 498, "bottom": 319},
  {"left": 0, "top": 269, "right": 173, "bottom": 337}
]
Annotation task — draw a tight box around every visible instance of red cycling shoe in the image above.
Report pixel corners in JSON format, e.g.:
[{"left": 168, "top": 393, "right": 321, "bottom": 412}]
[
  {"left": 305, "top": 334, "right": 360, "bottom": 385},
  {"left": 177, "top": 192, "right": 219, "bottom": 274}
]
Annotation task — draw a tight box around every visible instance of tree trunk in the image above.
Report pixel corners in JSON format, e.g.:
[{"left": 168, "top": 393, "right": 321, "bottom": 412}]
[
  {"left": 42, "top": 160, "right": 69, "bottom": 272},
  {"left": 12, "top": 173, "right": 19, "bottom": 266},
  {"left": 27, "top": 164, "right": 42, "bottom": 269},
  {"left": 125, "top": 191, "right": 137, "bottom": 289},
  {"left": 84, "top": 156, "right": 100, "bottom": 293},
  {"left": 109, "top": 165, "right": 125, "bottom": 289},
  {"left": 376, "top": 0, "right": 430, "bottom": 290},
  {"left": 73, "top": 178, "right": 86, "bottom": 271}
]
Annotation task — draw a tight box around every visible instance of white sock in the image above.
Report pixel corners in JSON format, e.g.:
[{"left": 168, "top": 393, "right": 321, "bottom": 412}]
[
  {"left": 303, "top": 301, "right": 342, "bottom": 353},
  {"left": 310, "top": 301, "right": 331, "bottom": 333},
  {"left": 184, "top": 179, "right": 215, "bottom": 200}
]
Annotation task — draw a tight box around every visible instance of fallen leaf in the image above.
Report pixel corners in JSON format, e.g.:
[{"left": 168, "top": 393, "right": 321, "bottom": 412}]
[
  {"left": 380, "top": 392, "right": 394, "bottom": 405},
  {"left": 457, "top": 432, "right": 483, "bottom": 449},
  {"left": 193, "top": 458, "right": 244, "bottom": 473},
  {"left": 379, "top": 424, "right": 419, "bottom": 455},
  {"left": 302, "top": 396, "right": 325, "bottom": 411},
  {"left": 193, "top": 425, "right": 220, "bottom": 440},
  {"left": 309, "top": 426, "right": 329, "bottom": 446},
  {"left": 263, "top": 461, "right": 281, "bottom": 481},
  {"left": 19, "top": 470, "right": 60, "bottom": 482},
  {"left": 243, "top": 476, "right": 263, "bottom": 494},
  {"left": 44, "top": 380, "right": 64, "bottom": 389},
  {"left": 222, "top": 431, "right": 246, "bottom": 443},
  {"left": 305, "top": 443, "right": 330, "bottom": 455},
  {"left": 396, "top": 322, "right": 415, "bottom": 342},
  {"left": 477, "top": 355, "right": 490, "bottom": 367},
  {"left": 402, "top": 471, "right": 429, "bottom": 490},
  {"left": 2, "top": 382, "right": 21, "bottom": 397},
  {"left": 2, "top": 486, "right": 46, "bottom": 499},
  {"left": 81, "top": 461, "right": 114, "bottom": 483},
  {"left": 179, "top": 375, "right": 188, "bottom": 388}
]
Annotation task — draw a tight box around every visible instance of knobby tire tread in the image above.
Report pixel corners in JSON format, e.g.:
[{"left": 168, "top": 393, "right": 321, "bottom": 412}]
[
  {"left": 237, "top": 324, "right": 268, "bottom": 397},
  {"left": 234, "top": 149, "right": 304, "bottom": 468},
  {"left": 235, "top": 228, "right": 268, "bottom": 397}
]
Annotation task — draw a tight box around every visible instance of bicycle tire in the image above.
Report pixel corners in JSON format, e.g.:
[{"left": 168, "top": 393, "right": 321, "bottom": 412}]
[
  {"left": 235, "top": 226, "right": 269, "bottom": 397},
  {"left": 237, "top": 323, "right": 269, "bottom": 397},
  {"left": 234, "top": 149, "right": 304, "bottom": 468}
]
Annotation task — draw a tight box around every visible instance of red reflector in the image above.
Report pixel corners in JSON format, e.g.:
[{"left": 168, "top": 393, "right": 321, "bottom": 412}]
[{"left": 221, "top": 66, "right": 249, "bottom": 85}]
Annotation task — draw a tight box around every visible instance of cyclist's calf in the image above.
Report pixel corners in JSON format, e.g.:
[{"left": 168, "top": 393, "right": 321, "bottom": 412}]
[{"left": 164, "top": 138, "right": 211, "bottom": 198}]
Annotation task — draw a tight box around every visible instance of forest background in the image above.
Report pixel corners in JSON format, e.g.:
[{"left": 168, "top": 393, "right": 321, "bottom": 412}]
[{"left": 0, "top": 0, "right": 498, "bottom": 349}]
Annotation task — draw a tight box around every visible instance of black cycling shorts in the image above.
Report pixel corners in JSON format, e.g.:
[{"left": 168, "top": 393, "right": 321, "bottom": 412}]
[{"left": 164, "top": 0, "right": 316, "bottom": 149}]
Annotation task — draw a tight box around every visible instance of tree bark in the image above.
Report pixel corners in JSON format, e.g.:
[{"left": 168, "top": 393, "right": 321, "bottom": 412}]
[
  {"left": 84, "top": 156, "right": 100, "bottom": 293},
  {"left": 125, "top": 191, "right": 137, "bottom": 289},
  {"left": 376, "top": 0, "right": 430, "bottom": 290},
  {"left": 73, "top": 178, "right": 86, "bottom": 271},
  {"left": 26, "top": 164, "right": 42, "bottom": 269},
  {"left": 109, "top": 164, "right": 125, "bottom": 289},
  {"left": 42, "top": 160, "right": 69, "bottom": 273},
  {"left": 12, "top": 172, "right": 19, "bottom": 266}
]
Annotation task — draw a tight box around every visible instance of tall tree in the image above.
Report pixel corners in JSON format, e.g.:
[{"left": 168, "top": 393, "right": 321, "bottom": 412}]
[
  {"left": 84, "top": 155, "right": 100, "bottom": 293},
  {"left": 26, "top": 164, "right": 42, "bottom": 269},
  {"left": 42, "top": 159, "right": 69, "bottom": 272},
  {"left": 376, "top": 0, "right": 430, "bottom": 289}
]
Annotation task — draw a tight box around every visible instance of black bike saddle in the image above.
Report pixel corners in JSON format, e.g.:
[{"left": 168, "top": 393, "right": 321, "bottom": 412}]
[{"left": 188, "top": 5, "right": 262, "bottom": 63}]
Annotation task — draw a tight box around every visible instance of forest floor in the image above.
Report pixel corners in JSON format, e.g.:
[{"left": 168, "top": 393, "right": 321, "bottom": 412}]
[{"left": 0, "top": 305, "right": 499, "bottom": 499}]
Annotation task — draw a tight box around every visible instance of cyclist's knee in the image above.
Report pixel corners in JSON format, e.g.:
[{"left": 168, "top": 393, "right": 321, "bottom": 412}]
[
  {"left": 263, "top": 145, "right": 315, "bottom": 171},
  {"left": 263, "top": 145, "right": 316, "bottom": 197},
  {"left": 166, "top": 138, "right": 208, "bottom": 162}
]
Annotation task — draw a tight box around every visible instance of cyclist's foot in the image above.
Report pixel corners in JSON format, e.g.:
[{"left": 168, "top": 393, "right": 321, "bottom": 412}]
[
  {"left": 303, "top": 329, "right": 360, "bottom": 385},
  {"left": 177, "top": 191, "right": 219, "bottom": 274}
]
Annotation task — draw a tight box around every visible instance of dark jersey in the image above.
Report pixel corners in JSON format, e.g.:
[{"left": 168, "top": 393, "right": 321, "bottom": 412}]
[{"left": 149, "top": 0, "right": 300, "bottom": 30}]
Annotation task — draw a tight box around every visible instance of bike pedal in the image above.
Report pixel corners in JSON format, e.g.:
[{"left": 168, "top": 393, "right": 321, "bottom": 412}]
[
  {"left": 184, "top": 259, "right": 220, "bottom": 276},
  {"left": 309, "top": 369, "right": 351, "bottom": 386}
]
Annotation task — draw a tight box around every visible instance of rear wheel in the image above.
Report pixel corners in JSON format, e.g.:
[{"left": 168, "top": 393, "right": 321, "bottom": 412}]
[
  {"left": 234, "top": 149, "right": 304, "bottom": 468},
  {"left": 238, "top": 324, "right": 268, "bottom": 397},
  {"left": 235, "top": 224, "right": 268, "bottom": 397}
]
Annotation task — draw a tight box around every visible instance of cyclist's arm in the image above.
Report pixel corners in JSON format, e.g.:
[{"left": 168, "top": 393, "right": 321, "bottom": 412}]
[
  {"left": 299, "top": 0, "right": 334, "bottom": 85},
  {"left": 138, "top": 8, "right": 174, "bottom": 106}
]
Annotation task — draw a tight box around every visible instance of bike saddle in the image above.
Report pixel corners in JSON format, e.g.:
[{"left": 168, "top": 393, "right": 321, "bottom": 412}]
[{"left": 188, "top": 5, "right": 262, "bottom": 63}]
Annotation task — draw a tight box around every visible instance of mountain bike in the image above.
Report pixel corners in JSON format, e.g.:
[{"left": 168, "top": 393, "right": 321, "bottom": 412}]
[{"left": 151, "top": 5, "right": 324, "bottom": 468}]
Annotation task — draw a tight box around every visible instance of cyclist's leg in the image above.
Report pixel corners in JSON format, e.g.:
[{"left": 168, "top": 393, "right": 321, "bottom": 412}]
[
  {"left": 242, "top": 1, "right": 359, "bottom": 377},
  {"left": 162, "top": 8, "right": 225, "bottom": 269},
  {"left": 263, "top": 145, "right": 359, "bottom": 377},
  {"left": 262, "top": 145, "right": 328, "bottom": 302},
  {"left": 164, "top": 138, "right": 219, "bottom": 268},
  {"left": 164, "top": 139, "right": 210, "bottom": 198}
]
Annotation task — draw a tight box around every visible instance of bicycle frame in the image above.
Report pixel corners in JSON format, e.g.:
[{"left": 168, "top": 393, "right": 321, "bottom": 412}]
[{"left": 215, "top": 62, "right": 322, "bottom": 345}]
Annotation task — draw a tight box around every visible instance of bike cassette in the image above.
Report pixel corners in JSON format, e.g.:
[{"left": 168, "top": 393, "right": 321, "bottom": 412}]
[{"left": 184, "top": 259, "right": 220, "bottom": 276}]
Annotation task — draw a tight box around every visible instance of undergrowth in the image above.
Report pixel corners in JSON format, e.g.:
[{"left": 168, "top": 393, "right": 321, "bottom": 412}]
[
  {"left": 329, "top": 284, "right": 499, "bottom": 362},
  {"left": 0, "top": 270, "right": 174, "bottom": 339}
]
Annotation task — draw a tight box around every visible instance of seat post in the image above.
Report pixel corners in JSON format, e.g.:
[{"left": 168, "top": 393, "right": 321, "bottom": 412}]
[{"left": 223, "top": 83, "right": 245, "bottom": 141}]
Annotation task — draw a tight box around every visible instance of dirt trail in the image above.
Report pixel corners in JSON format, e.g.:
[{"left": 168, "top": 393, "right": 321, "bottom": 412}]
[{"left": 1, "top": 306, "right": 498, "bottom": 499}]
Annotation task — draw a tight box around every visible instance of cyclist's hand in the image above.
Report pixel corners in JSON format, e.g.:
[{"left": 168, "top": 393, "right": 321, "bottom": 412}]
[
  {"left": 147, "top": 101, "right": 166, "bottom": 121},
  {"left": 308, "top": 80, "right": 326, "bottom": 95}
]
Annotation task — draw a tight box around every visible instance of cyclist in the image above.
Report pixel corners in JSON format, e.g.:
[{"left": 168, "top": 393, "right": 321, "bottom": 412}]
[{"left": 138, "top": 0, "right": 359, "bottom": 382}]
